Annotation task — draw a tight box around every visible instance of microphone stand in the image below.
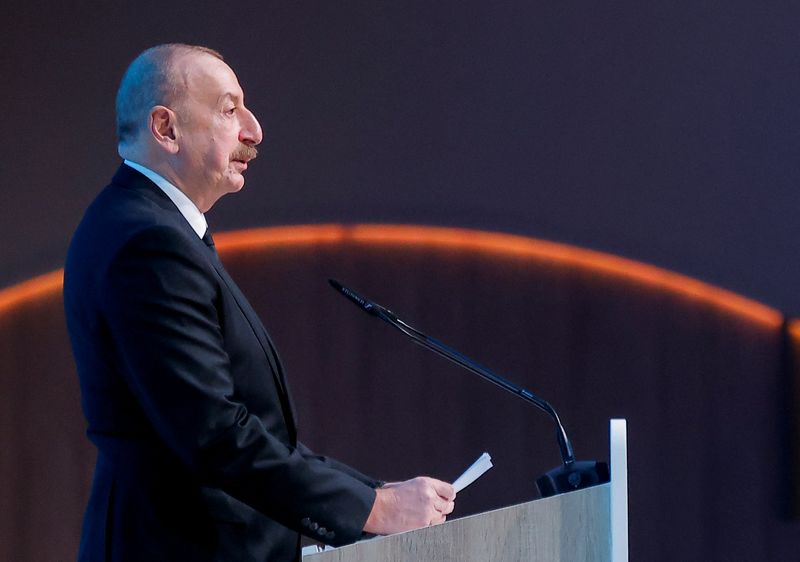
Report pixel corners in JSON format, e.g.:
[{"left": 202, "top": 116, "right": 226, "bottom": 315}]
[{"left": 329, "top": 279, "right": 609, "bottom": 497}]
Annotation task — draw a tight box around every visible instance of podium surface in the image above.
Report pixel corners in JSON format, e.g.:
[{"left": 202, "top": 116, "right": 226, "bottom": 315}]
[
  {"left": 307, "top": 483, "right": 611, "bottom": 562},
  {"left": 307, "top": 419, "right": 628, "bottom": 562}
]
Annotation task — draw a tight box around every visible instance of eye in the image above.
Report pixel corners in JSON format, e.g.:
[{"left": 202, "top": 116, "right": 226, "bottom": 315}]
[{"left": 225, "top": 107, "right": 237, "bottom": 116}]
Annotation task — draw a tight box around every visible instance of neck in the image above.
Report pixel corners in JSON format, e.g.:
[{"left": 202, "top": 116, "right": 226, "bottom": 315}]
[{"left": 122, "top": 155, "right": 211, "bottom": 213}]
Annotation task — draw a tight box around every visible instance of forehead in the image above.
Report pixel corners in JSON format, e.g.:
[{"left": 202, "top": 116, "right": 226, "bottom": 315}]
[{"left": 175, "top": 52, "right": 243, "bottom": 103}]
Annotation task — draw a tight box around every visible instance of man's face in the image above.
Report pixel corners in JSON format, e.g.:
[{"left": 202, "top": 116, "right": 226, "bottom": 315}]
[{"left": 171, "top": 53, "right": 262, "bottom": 211}]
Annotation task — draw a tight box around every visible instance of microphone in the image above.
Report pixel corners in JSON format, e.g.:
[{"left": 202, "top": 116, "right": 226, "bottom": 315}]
[{"left": 328, "top": 279, "right": 609, "bottom": 497}]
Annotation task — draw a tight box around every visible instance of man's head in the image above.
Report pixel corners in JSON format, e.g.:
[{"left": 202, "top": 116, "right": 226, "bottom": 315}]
[{"left": 116, "top": 44, "right": 262, "bottom": 212}]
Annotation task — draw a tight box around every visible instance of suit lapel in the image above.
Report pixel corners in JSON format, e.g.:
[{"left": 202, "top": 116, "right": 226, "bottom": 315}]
[{"left": 207, "top": 251, "right": 298, "bottom": 439}]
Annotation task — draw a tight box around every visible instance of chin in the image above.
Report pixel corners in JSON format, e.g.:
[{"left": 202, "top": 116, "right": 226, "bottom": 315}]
[{"left": 226, "top": 177, "right": 246, "bottom": 193}]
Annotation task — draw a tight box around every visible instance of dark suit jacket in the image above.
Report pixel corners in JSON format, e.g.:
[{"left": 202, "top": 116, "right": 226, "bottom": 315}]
[{"left": 64, "top": 165, "right": 378, "bottom": 561}]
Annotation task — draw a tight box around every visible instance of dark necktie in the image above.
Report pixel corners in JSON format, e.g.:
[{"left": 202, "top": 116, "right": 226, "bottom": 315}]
[{"left": 202, "top": 228, "right": 218, "bottom": 257}]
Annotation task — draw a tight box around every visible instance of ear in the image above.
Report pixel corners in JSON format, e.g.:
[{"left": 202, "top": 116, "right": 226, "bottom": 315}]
[{"left": 149, "top": 105, "right": 180, "bottom": 154}]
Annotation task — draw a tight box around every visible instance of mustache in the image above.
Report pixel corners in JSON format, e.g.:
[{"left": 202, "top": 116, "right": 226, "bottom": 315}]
[{"left": 231, "top": 144, "right": 258, "bottom": 162}]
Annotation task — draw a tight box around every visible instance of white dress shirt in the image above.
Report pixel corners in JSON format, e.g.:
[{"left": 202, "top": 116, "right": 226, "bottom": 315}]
[{"left": 123, "top": 159, "right": 207, "bottom": 239}]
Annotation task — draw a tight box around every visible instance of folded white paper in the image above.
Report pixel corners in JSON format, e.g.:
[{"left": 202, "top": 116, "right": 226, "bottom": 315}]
[{"left": 452, "top": 452, "right": 493, "bottom": 493}]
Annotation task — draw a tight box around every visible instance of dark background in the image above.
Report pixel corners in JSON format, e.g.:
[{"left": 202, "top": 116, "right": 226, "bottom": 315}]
[
  {"left": 3, "top": 1, "right": 800, "bottom": 314},
  {"left": 3, "top": 1, "right": 800, "bottom": 560}
]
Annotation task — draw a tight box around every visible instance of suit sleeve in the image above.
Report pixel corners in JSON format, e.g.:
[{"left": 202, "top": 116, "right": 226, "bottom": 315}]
[
  {"left": 101, "top": 225, "right": 375, "bottom": 545},
  {"left": 297, "top": 441, "right": 384, "bottom": 488}
]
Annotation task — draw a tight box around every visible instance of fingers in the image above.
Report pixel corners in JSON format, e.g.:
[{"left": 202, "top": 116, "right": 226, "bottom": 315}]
[
  {"left": 435, "top": 500, "right": 455, "bottom": 515},
  {"left": 417, "top": 477, "right": 455, "bottom": 517},
  {"left": 363, "top": 476, "right": 457, "bottom": 536},
  {"left": 430, "top": 478, "right": 456, "bottom": 501}
]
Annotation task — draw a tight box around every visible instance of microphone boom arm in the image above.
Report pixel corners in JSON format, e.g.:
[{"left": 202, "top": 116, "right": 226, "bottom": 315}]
[
  {"left": 328, "top": 278, "right": 609, "bottom": 497},
  {"left": 329, "top": 278, "right": 575, "bottom": 465},
  {"left": 375, "top": 308, "right": 576, "bottom": 466}
]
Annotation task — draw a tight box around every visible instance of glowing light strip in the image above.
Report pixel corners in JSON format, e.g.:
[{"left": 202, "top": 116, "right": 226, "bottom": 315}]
[
  {"left": 214, "top": 224, "right": 346, "bottom": 252},
  {"left": 788, "top": 320, "right": 800, "bottom": 343},
  {"left": 215, "top": 224, "right": 782, "bottom": 328},
  {"left": 0, "top": 224, "right": 784, "bottom": 329},
  {"left": 0, "top": 270, "right": 64, "bottom": 316}
]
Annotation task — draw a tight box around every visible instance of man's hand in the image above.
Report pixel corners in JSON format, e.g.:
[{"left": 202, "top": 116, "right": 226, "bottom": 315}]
[{"left": 363, "top": 477, "right": 456, "bottom": 535}]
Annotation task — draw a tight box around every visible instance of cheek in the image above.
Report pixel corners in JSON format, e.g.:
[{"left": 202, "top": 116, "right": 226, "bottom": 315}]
[
  {"left": 217, "top": 139, "right": 236, "bottom": 167},
  {"left": 204, "top": 142, "right": 228, "bottom": 172}
]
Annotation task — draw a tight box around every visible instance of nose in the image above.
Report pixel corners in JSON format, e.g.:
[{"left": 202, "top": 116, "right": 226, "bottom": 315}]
[{"left": 239, "top": 107, "right": 263, "bottom": 146}]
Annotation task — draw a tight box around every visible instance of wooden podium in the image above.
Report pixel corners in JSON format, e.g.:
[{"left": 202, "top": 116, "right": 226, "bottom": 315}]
[{"left": 306, "top": 420, "right": 628, "bottom": 562}]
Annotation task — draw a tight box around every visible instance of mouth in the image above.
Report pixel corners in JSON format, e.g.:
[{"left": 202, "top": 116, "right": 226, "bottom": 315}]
[
  {"left": 231, "top": 158, "right": 250, "bottom": 171},
  {"left": 231, "top": 144, "right": 259, "bottom": 170}
]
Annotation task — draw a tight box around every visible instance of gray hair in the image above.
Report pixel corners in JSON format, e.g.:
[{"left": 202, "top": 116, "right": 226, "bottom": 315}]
[{"left": 115, "top": 44, "right": 224, "bottom": 144}]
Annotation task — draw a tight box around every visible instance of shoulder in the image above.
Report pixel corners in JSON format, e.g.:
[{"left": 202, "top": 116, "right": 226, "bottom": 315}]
[
  {"left": 66, "top": 171, "right": 209, "bottom": 297},
  {"left": 69, "top": 168, "right": 197, "bottom": 263}
]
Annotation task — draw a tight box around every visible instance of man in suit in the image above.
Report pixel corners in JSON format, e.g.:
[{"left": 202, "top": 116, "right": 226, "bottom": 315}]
[{"left": 64, "top": 43, "right": 455, "bottom": 561}]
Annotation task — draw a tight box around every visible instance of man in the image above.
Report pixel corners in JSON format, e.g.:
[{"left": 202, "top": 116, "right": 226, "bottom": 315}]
[{"left": 64, "top": 44, "right": 455, "bottom": 561}]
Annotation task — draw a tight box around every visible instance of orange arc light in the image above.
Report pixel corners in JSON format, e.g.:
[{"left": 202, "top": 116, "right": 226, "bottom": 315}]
[
  {"left": 0, "top": 224, "right": 785, "bottom": 329},
  {"left": 788, "top": 319, "right": 800, "bottom": 342},
  {"left": 0, "top": 270, "right": 64, "bottom": 316},
  {"left": 215, "top": 224, "right": 783, "bottom": 328}
]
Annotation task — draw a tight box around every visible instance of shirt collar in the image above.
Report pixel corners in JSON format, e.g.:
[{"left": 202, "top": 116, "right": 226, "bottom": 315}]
[{"left": 123, "top": 159, "right": 208, "bottom": 239}]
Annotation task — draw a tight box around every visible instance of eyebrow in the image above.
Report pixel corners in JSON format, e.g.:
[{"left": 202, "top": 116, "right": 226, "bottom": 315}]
[{"left": 218, "top": 92, "right": 242, "bottom": 105}]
